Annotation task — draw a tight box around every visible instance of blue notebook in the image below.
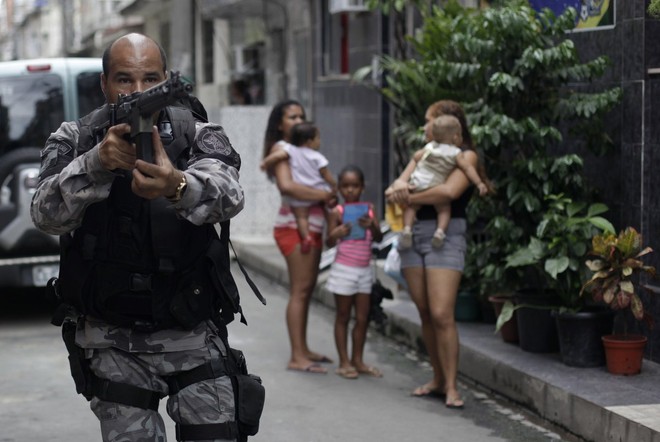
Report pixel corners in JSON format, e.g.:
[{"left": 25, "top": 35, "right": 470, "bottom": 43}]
[{"left": 342, "top": 203, "right": 370, "bottom": 240}]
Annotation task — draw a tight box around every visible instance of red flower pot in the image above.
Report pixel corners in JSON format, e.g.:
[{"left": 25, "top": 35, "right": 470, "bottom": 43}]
[{"left": 601, "top": 334, "right": 647, "bottom": 375}]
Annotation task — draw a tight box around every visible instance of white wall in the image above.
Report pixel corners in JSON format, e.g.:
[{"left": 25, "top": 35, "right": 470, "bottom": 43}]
[
  {"left": 42, "top": 2, "right": 63, "bottom": 57},
  {"left": 216, "top": 105, "right": 279, "bottom": 244},
  {"left": 195, "top": 18, "right": 229, "bottom": 108}
]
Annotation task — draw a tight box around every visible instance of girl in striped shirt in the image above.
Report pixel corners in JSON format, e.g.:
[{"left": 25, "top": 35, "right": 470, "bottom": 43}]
[{"left": 325, "top": 165, "right": 384, "bottom": 379}]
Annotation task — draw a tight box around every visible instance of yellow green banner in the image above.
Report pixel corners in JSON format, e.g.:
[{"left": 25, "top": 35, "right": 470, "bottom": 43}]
[{"left": 528, "top": 0, "right": 615, "bottom": 30}]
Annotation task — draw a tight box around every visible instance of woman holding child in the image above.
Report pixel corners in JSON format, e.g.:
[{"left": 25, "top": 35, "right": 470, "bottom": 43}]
[
  {"left": 386, "top": 100, "right": 490, "bottom": 409},
  {"left": 262, "top": 100, "right": 336, "bottom": 374}
]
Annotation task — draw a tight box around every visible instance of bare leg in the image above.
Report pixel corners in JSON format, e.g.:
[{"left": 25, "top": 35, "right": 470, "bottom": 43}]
[
  {"left": 431, "top": 203, "right": 450, "bottom": 248},
  {"left": 334, "top": 295, "right": 355, "bottom": 369},
  {"left": 402, "top": 204, "right": 417, "bottom": 230},
  {"left": 425, "top": 267, "right": 464, "bottom": 407},
  {"left": 399, "top": 204, "right": 419, "bottom": 250},
  {"left": 403, "top": 266, "right": 445, "bottom": 394},
  {"left": 350, "top": 292, "right": 381, "bottom": 376},
  {"left": 284, "top": 245, "right": 326, "bottom": 372},
  {"left": 433, "top": 203, "right": 451, "bottom": 234},
  {"left": 291, "top": 206, "right": 311, "bottom": 252}
]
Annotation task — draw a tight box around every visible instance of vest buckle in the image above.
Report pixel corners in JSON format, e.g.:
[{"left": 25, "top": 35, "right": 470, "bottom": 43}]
[{"left": 129, "top": 273, "right": 152, "bottom": 291}]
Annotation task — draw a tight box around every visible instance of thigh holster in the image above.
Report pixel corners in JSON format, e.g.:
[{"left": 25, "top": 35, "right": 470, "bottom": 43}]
[
  {"left": 170, "top": 347, "right": 265, "bottom": 442},
  {"left": 60, "top": 318, "right": 263, "bottom": 441}
]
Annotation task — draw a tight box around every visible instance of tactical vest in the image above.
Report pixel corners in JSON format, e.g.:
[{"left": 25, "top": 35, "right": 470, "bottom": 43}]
[{"left": 57, "top": 105, "right": 244, "bottom": 330}]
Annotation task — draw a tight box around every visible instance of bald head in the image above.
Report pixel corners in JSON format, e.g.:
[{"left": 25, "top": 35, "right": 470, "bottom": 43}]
[
  {"left": 431, "top": 115, "right": 463, "bottom": 146},
  {"left": 102, "top": 33, "right": 167, "bottom": 77},
  {"left": 100, "top": 33, "right": 169, "bottom": 104}
]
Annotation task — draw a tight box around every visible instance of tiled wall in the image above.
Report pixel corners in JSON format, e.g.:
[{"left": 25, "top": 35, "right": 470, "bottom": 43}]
[
  {"left": 311, "top": 9, "right": 388, "bottom": 217},
  {"left": 572, "top": 0, "right": 660, "bottom": 361}
]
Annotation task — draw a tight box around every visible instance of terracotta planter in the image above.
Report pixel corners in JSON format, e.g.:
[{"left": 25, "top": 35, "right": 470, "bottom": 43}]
[
  {"left": 602, "top": 334, "right": 648, "bottom": 375},
  {"left": 488, "top": 295, "right": 518, "bottom": 344}
]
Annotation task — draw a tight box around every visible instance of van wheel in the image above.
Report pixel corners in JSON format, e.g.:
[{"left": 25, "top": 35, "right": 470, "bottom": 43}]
[{"left": 0, "top": 148, "right": 42, "bottom": 201}]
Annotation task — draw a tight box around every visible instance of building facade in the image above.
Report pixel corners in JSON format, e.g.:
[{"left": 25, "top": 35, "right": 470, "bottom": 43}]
[
  {"left": 2, "top": 0, "right": 659, "bottom": 357},
  {"left": 572, "top": 1, "right": 660, "bottom": 356}
]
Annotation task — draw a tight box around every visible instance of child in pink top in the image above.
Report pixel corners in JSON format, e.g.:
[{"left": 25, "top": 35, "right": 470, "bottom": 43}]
[{"left": 325, "top": 165, "right": 384, "bottom": 379}]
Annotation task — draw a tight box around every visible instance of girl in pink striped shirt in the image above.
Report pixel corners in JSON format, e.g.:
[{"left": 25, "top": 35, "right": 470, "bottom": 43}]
[{"left": 325, "top": 165, "right": 384, "bottom": 379}]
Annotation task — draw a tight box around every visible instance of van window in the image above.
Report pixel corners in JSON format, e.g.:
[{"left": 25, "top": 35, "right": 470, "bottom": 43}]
[
  {"left": 0, "top": 74, "right": 64, "bottom": 151},
  {"left": 77, "top": 71, "right": 105, "bottom": 116}
]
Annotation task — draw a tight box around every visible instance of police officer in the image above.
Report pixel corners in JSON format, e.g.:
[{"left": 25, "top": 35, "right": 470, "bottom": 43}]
[{"left": 31, "top": 33, "right": 253, "bottom": 441}]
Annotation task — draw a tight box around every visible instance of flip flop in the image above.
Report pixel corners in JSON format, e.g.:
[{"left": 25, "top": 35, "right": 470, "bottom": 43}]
[
  {"left": 335, "top": 367, "right": 359, "bottom": 379},
  {"left": 411, "top": 384, "right": 446, "bottom": 399},
  {"left": 356, "top": 366, "right": 383, "bottom": 378},
  {"left": 287, "top": 362, "right": 327, "bottom": 374},
  {"left": 445, "top": 396, "right": 465, "bottom": 409},
  {"left": 309, "top": 354, "right": 334, "bottom": 364}
]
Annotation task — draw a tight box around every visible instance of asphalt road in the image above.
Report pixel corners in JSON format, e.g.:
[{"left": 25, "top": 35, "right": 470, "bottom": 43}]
[{"left": 0, "top": 265, "right": 579, "bottom": 442}]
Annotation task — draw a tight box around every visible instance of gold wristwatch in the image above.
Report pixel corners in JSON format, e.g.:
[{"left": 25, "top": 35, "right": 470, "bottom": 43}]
[{"left": 167, "top": 173, "right": 187, "bottom": 203}]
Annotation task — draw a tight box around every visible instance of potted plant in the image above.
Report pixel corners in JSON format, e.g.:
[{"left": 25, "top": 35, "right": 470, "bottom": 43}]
[
  {"left": 355, "top": 2, "right": 621, "bottom": 346},
  {"left": 498, "top": 194, "right": 615, "bottom": 357},
  {"left": 456, "top": 249, "right": 483, "bottom": 322},
  {"left": 466, "top": 215, "right": 525, "bottom": 342},
  {"left": 487, "top": 292, "right": 519, "bottom": 344},
  {"left": 581, "top": 227, "right": 656, "bottom": 375}
]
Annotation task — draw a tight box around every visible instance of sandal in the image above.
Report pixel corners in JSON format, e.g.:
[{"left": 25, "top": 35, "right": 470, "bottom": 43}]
[
  {"left": 411, "top": 384, "right": 445, "bottom": 399},
  {"left": 287, "top": 362, "right": 327, "bottom": 374},
  {"left": 356, "top": 366, "right": 383, "bottom": 378},
  {"left": 308, "top": 354, "right": 334, "bottom": 364},
  {"left": 445, "top": 395, "right": 465, "bottom": 409},
  {"left": 335, "top": 366, "right": 359, "bottom": 379}
]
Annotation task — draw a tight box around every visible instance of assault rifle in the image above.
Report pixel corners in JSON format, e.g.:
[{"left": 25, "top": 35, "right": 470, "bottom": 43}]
[{"left": 109, "top": 71, "right": 193, "bottom": 163}]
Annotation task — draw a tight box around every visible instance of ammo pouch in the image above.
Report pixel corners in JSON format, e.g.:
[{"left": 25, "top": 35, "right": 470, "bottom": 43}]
[{"left": 229, "top": 348, "right": 265, "bottom": 438}]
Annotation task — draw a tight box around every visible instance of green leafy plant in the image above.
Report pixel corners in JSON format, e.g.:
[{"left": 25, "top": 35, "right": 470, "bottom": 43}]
[
  {"left": 355, "top": 1, "right": 621, "bottom": 308},
  {"left": 465, "top": 215, "right": 525, "bottom": 299},
  {"left": 505, "top": 194, "right": 614, "bottom": 307},
  {"left": 494, "top": 194, "right": 614, "bottom": 332},
  {"left": 365, "top": 0, "right": 427, "bottom": 15},
  {"left": 581, "top": 227, "right": 657, "bottom": 330},
  {"left": 650, "top": 0, "right": 660, "bottom": 19}
]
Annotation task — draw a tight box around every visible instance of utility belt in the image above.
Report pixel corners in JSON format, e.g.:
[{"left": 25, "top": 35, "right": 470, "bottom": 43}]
[
  {"left": 56, "top": 315, "right": 264, "bottom": 442},
  {"left": 55, "top": 235, "right": 247, "bottom": 331},
  {"left": 90, "top": 263, "right": 217, "bottom": 332}
]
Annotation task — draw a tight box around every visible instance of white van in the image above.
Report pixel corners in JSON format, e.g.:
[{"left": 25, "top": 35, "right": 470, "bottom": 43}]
[{"left": 0, "top": 58, "right": 104, "bottom": 287}]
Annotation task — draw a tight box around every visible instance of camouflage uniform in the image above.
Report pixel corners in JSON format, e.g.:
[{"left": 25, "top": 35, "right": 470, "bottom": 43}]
[{"left": 31, "top": 116, "right": 245, "bottom": 442}]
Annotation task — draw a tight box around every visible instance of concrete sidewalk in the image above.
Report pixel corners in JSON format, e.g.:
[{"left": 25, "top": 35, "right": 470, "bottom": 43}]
[{"left": 231, "top": 237, "right": 660, "bottom": 442}]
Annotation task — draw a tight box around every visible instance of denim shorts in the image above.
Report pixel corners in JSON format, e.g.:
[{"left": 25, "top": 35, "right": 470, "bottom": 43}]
[{"left": 398, "top": 218, "right": 467, "bottom": 271}]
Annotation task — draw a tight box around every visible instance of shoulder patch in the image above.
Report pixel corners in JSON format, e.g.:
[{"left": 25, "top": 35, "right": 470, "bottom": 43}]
[
  {"left": 57, "top": 142, "right": 73, "bottom": 156},
  {"left": 39, "top": 141, "right": 74, "bottom": 179},
  {"left": 198, "top": 127, "right": 232, "bottom": 155}
]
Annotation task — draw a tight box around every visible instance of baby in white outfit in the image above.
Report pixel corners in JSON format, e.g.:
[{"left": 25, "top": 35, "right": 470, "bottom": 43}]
[{"left": 392, "top": 115, "right": 488, "bottom": 249}]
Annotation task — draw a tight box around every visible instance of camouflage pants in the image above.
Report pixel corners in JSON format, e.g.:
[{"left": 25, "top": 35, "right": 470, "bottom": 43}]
[{"left": 88, "top": 334, "right": 236, "bottom": 442}]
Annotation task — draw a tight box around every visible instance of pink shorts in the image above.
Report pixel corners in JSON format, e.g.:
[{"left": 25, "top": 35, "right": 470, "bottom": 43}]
[{"left": 273, "top": 227, "right": 323, "bottom": 257}]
